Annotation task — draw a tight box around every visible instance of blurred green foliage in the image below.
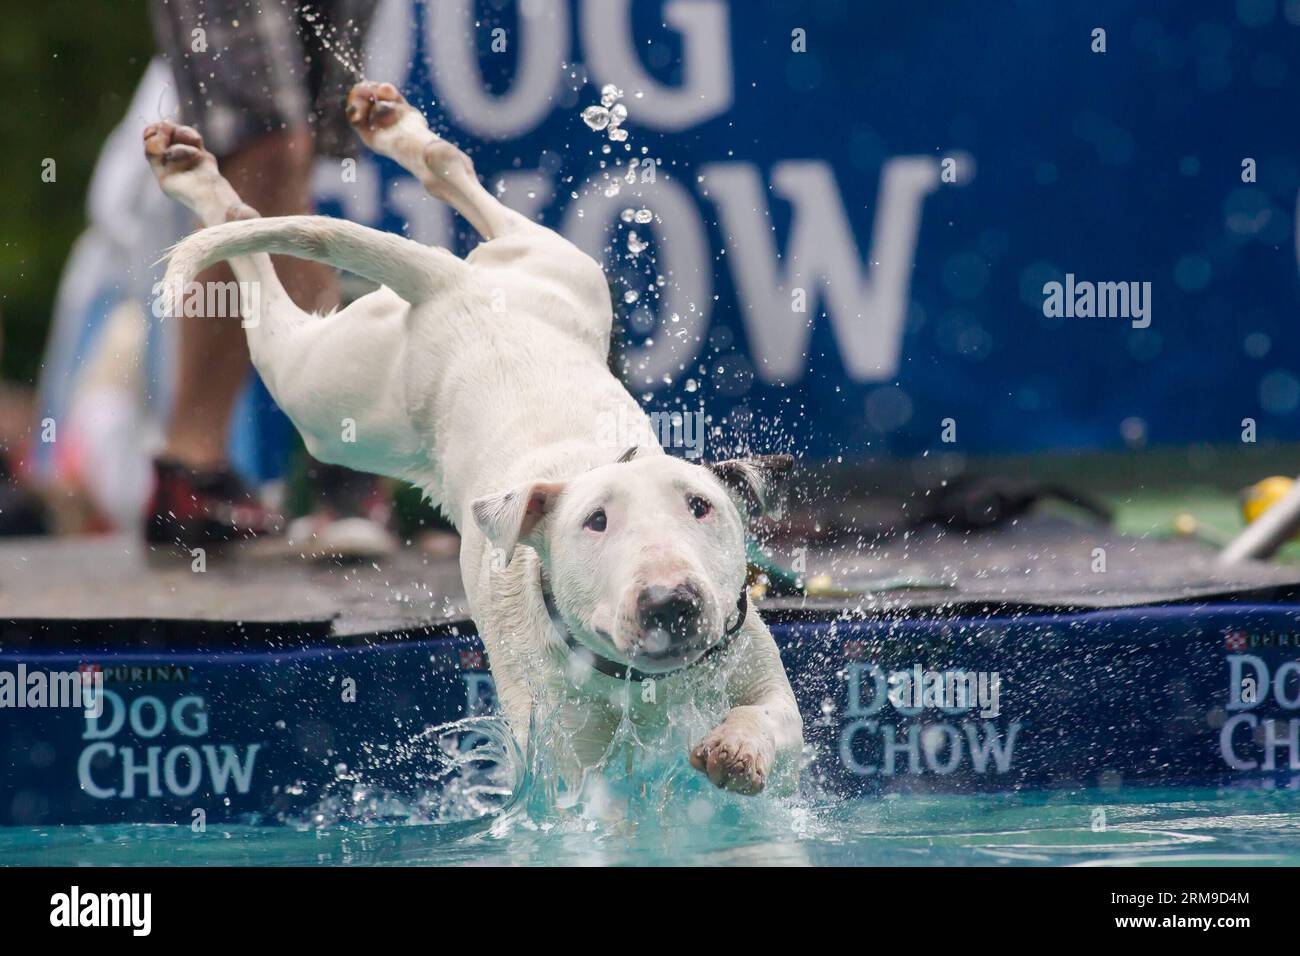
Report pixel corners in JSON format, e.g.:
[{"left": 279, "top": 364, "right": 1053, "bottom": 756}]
[{"left": 0, "top": 1, "right": 153, "bottom": 385}]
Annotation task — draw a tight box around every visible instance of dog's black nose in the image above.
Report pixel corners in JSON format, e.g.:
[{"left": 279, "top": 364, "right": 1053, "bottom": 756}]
[{"left": 637, "top": 584, "right": 703, "bottom": 641}]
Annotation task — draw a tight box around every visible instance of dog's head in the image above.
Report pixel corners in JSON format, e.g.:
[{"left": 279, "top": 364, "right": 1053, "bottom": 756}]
[{"left": 472, "top": 451, "right": 792, "bottom": 674}]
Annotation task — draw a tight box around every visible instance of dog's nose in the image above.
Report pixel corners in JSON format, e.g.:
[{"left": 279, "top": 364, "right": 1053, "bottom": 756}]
[{"left": 636, "top": 584, "right": 703, "bottom": 642}]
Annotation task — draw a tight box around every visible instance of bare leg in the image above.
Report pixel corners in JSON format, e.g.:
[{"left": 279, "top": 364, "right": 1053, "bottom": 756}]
[{"left": 161, "top": 260, "right": 251, "bottom": 467}]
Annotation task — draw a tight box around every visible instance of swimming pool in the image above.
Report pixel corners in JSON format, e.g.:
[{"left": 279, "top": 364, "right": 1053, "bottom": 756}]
[{"left": 2, "top": 787, "right": 1298, "bottom": 866}]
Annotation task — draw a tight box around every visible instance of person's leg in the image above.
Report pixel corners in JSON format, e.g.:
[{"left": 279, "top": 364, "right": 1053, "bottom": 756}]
[
  {"left": 146, "top": 0, "right": 313, "bottom": 545},
  {"left": 147, "top": 0, "right": 397, "bottom": 554},
  {"left": 161, "top": 128, "right": 337, "bottom": 468}
]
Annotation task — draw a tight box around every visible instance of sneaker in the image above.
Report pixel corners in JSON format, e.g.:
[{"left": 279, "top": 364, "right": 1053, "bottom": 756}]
[
  {"left": 285, "top": 513, "right": 398, "bottom": 560},
  {"left": 285, "top": 462, "right": 398, "bottom": 560},
  {"left": 145, "top": 458, "right": 279, "bottom": 548}
]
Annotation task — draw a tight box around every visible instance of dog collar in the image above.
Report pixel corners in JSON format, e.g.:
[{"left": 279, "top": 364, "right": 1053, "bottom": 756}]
[{"left": 539, "top": 570, "right": 748, "bottom": 683}]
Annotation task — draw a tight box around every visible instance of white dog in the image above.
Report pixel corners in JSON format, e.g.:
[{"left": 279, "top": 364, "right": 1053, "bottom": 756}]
[{"left": 145, "top": 82, "right": 803, "bottom": 795}]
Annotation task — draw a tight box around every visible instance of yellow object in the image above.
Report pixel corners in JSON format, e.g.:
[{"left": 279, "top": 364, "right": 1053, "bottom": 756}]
[
  {"left": 1172, "top": 512, "right": 1199, "bottom": 536},
  {"left": 1242, "top": 476, "right": 1296, "bottom": 526},
  {"left": 805, "top": 573, "right": 835, "bottom": 596}
]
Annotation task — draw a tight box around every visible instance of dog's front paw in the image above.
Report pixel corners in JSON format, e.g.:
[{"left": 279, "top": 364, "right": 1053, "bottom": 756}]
[{"left": 690, "top": 713, "right": 775, "bottom": 795}]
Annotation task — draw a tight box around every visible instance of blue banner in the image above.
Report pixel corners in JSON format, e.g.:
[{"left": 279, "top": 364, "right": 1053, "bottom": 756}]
[
  {"left": 301, "top": 0, "right": 1300, "bottom": 461},
  {"left": 4, "top": 605, "right": 1300, "bottom": 824}
]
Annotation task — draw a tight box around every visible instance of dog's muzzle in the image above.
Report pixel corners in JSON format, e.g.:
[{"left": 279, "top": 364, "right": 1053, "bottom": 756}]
[
  {"left": 635, "top": 583, "right": 706, "bottom": 657},
  {"left": 540, "top": 569, "right": 747, "bottom": 682}
]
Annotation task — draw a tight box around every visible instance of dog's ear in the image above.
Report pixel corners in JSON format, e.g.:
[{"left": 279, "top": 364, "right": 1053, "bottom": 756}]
[
  {"left": 471, "top": 480, "right": 565, "bottom": 565},
  {"left": 706, "top": 454, "right": 794, "bottom": 519}
]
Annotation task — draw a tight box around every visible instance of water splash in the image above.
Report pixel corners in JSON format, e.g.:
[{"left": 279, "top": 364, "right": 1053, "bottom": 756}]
[
  {"left": 288, "top": 714, "right": 528, "bottom": 830},
  {"left": 468, "top": 654, "right": 825, "bottom": 857},
  {"left": 580, "top": 84, "right": 630, "bottom": 143},
  {"left": 300, "top": 4, "right": 368, "bottom": 81}
]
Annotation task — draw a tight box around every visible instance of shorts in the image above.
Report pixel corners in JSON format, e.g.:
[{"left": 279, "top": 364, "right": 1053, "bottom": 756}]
[{"left": 149, "top": 0, "right": 375, "bottom": 159}]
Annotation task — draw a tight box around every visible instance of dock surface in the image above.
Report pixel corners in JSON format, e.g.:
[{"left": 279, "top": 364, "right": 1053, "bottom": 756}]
[{"left": 3, "top": 519, "right": 1300, "bottom": 638}]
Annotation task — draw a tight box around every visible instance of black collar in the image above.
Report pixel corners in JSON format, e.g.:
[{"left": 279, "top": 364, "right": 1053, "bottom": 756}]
[{"left": 539, "top": 570, "right": 748, "bottom": 683}]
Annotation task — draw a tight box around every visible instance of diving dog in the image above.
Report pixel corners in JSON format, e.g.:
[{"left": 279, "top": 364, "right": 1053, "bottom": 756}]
[{"left": 145, "top": 82, "right": 803, "bottom": 794}]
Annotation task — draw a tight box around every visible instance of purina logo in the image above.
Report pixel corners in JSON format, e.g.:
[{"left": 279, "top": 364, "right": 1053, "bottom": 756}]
[
  {"left": 1222, "top": 629, "right": 1300, "bottom": 651},
  {"left": 85, "top": 664, "right": 194, "bottom": 685}
]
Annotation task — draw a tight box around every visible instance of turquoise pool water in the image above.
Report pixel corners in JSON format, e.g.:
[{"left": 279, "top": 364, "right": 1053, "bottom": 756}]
[
  {"left": 4, "top": 787, "right": 1299, "bottom": 866},
  {"left": 5, "top": 707, "right": 1300, "bottom": 866}
]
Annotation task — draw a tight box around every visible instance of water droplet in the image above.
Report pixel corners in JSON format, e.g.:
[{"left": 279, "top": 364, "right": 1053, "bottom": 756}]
[
  {"left": 600, "top": 83, "right": 623, "bottom": 107},
  {"left": 624, "top": 290, "right": 640, "bottom": 304},
  {"left": 633, "top": 208, "right": 653, "bottom": 224},
  {"left": 581, "top": 105, "right": 610, "bottom": 130}
]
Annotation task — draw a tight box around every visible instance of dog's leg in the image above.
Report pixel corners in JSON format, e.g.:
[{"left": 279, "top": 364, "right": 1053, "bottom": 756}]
[
  {"left": 346, "top": 81, "right": 615, "bottom": 351},
  {"left": 148, "top": 122, "right": 462, "bottom": 481},
  {"left": 346, "top": 82, "right": 531, "bottom": 241},
  {"left": 143, "top": 122, "right": 301, "bottom": 324},
  {"left": 690, "top": 621, "right": 804, "bottom": 795}
]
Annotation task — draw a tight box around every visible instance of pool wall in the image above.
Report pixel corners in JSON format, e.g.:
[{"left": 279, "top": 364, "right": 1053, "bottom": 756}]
[{"left": 2, "top": 604, "right": 1299, "bottom": 824}]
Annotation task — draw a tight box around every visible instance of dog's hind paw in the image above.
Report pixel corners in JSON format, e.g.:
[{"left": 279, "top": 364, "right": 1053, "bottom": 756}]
[
  {"left": 346, "top": 81, "right": 415, "bottom": 143},
  {"left": 144, "top": 122, "right": 215, "bottom": 177},
  {"left": 690, "top": 713, "right": 775, "bottom": 796},
  {"left": 144, "top": 122, "right": 249, "bottom": 220}
]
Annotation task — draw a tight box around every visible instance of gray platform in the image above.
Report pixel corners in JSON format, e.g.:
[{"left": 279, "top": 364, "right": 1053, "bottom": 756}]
[
  {"left": 3, "top": 518, "right": 1300, "bottom": 638},
  {"left": 763, "top": 518, "right": 1300, "bottom": 614},
  {"left": 0, "top": 534, "right": 468, "bottom": 636}
]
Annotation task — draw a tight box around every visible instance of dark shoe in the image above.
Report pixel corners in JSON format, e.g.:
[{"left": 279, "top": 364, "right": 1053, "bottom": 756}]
[
  {"left": 145, "top": 458, "right": 278, "bottom": 548},
  {"left": 285, "top": 462, "right": 396, "bottom": 560}
]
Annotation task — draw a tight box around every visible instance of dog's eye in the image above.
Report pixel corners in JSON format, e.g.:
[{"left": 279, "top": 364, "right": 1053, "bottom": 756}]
[
  {"left": 583, "top": 508, "right": 607, "bottom": 532},
  {"left": 687, "top": 495, "right": 712, "bottom": 519}
]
